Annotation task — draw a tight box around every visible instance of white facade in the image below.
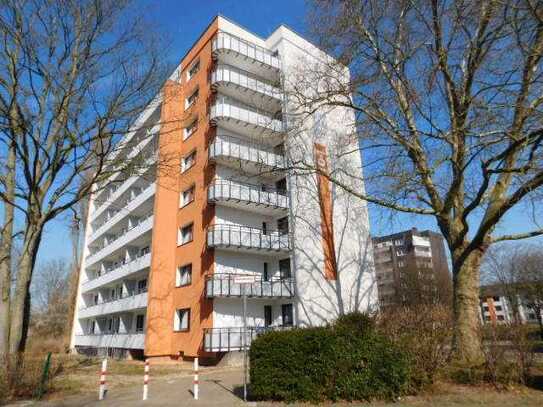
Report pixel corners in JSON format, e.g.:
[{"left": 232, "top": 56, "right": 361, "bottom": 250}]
[{"left": 71, "top": 16, "right": 376, "bottom": 356}]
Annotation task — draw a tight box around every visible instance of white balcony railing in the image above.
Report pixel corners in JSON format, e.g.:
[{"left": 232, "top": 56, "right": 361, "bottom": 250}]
[
  {"left": 212, "top": 31, "right": 281, "bottom": 71},
  {"left": 212, "top": 64, "right": 282, "bottom": 101},
  {"left": 78, "top": 291, "right": 148, "bottom": 319},
  {"left": 210, "top": 97, "right": 283, "bottom": 134},
  {"left": 208, "top": 180, "right": 288, "bottom": 210},
  {"left": 209, "top": 135, "right": 285, "bottom": 170},
  {"left": 206, "top": 274, "right": 294, "bottom": 298},
  {"left": 207, "top": 224, "right": 290, "bottom": 252},
  {"left": 204, "top": 326, "right": 292, "bottom": 352},
  {"left": 85, "top": 214, "right": 153, "bottom": 267},
  {"left": 74, "top": 333, "right": 145, "bottom": 350},
  {"left": 89, "top": 183, "right": 156, "bottom": 243},
  {"left": 82, "top": 252, "right": 151, "bottom": 293}
]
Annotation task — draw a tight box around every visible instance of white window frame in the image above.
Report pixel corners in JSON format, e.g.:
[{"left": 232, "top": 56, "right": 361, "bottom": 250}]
[
  {"left": 174, "top": 308, "right": 190, "bottom": 332},
  {"left": 177, "top": 223, "right": 194, "bottom": 246},
  {"left": 181, "top": 150, "right": 196, "bottom": 173},
  {"left": 185, "top": 87, "right": 199, "bottom": 110},
  {"left": 176, "top": 263, "right": 192, "bottom": 287},
  {"left": 180, "top": 185, "right": 195, "bottom": 207},
  {"left": 186, "top": 59, "right": 200, "bottom": 81},
  {"left": 184, "top": 118, "right": 198, "bottom": 140}
]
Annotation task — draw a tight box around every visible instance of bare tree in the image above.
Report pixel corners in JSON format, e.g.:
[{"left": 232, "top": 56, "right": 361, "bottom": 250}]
[
  {"left": 0, "top": 0, "right": 173, "bottom": 355},
  {"left": 289, "top": 0, "right": 543, "bottom": 365}
]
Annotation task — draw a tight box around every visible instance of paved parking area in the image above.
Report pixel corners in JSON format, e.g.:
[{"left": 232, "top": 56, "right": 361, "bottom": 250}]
[{"left": 36, "top": 368, "right": 249, "bottom": 407}]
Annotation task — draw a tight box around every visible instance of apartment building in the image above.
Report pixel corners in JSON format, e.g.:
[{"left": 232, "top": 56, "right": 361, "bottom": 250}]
[
  {"left": 372, "top": 228, "right": 451, "bottom": 307},
  {"left": 70, "top": 16, "right": 375, "bottom": 360},
  {"left": 480, "top": 284, "right": 542, "bottom": 325}
]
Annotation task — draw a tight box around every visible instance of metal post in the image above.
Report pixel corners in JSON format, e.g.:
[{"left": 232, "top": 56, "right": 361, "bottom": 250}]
[
  {"left": 193, "top": 357, "right": 199, "bottom": 400},
  {"left": 99, "top": 357, "right": 107, "bottom": 400},
  {"left": 242, "top": 283, "right": 248, "bottom": 402},
  {"left": 142, "top": 359, "right": 149, "bottom": 400}
]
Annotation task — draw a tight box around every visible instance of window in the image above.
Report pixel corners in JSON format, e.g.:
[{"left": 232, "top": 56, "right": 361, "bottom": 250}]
[
  {"left": 277, "top": 217, "right": 289, "bottom": 235},
  {"left": 174, "top": 308, "right": 190, "bottom": 331},
  {"left": 176, "top": 264, "right": 192, "bottom": 287},
  {"left": 140, "top": 246, "right": 150, "bottom": 257},
  {"left": 182, "top": 150, "right": 196, "bottom": 172},
  {"left": 185, "top": 87, "right": 199, "bottom": 110},
  {"left": 495, "top": 305, "right": 502, "bottom": 311},
  {"left": 187, "top": 59, "right": 200, "bottom": 81},
  {"left": 137, "top": 279, "right": 147, "bottom": 293},
  {"left": 263, "top": 262, "right": 269, "bottom": 281},
  {"left": 281, "top": 304, "right": 293, "bottom": 326},
  {"left": 279, "top": 258, "right": 291, "bottom": 279},
  {"left": 93, "top": 293, "right": 99, "bottom": 305},
  {"left": 493, "top": 296, "right": 500, "bottom": 302},
  {"left": 264, "top": 305, "right": 272, "bottom": 327},
  {"left": 136, "top": 315, "right": 145, "bottom": 333},
  {"left": 275, "top": 178, "right": 287, "bottom": 193},
  {"left": 180, "top": 185, "right": 195, "bottom": 207},
  {"left": 497, "top": 315, "right": 505, "bottom": 321},
  {"left": 184, "top": 118, "right": 198, "bottom": 140},
  {"left": 178, "top": 223, "right": 194, "bottom": 245},
  {"left": 107, "top": 317, "right": 120, "bottom": 333}
]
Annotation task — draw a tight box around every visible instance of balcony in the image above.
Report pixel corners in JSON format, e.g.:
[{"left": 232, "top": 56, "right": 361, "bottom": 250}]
[
  {"left": 210, "top": 97, "right": 283, "bottom": 141},
  {"left": 85, "top": 213, "right": 153, "bottom": 267},
  {"left": 206, "top": 274, "right": 294, "bottom": 298},
  {"left": 74, "top": 333, "right": 145, "bottom": 350},
  {"left": 203, "top": 326, "right": 292, "bottom": 352},
  {"left": 207, "top": 224, "right": 290, "bottom": 253},
  {"left": 89, "top": 183, "right": 156, "bottom": 243},
  {"left": 78, "top": 290, "right": 148, "bottom": 319},
  {"left": 211, "top": 64, "right": 282, "bottom": 111},
  {"left": 212, "top": 31, "right": 280, "bottom": 81},
  {"left": 208, "top": 180, "right": 288, "bottom": 215},
  {"left": 82, "top": 252, "right": 151, "bottom": 293},
  {"left": 209, "top": 135, "right": 285, "bottom": 176}
]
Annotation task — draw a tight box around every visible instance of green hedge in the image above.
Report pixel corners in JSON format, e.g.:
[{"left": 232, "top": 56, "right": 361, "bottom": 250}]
[{"left": 249, "top": 313, "right": 410, "bottom": 403}]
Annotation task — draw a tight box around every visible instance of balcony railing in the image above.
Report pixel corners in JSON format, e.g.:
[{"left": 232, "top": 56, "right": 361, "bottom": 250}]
[
  {"left": 82, "top": 252, "right": 151, "bottom": 293},
  {"left": 206, "top": 274, "right": 294, "bottom": 298},
  {"left": 212, "top": 31, "right": 281, "bottom": 71},
  {"left": 74, "top": 332, "right": 145, "bottom": 350},
  {"left": 209, "top": 135, "right": 285, "bottom": 170},
  {"left": 203, "top": 326, "right": 292, "bottom": 352},
  {"left": 207, "top": 224, "right": 290, "bottom": 252},
  {"left": 210, "top": 97, "right": 283, "bottom": 134},
  {"left": 212, "top": 64, "right": 282, "bottom": 101},
  {"left": 78, "top": 290, "right": 148, "bottom": 319},
  {"left": 208, "top": 180, "right": 288, "bottom": 210}
]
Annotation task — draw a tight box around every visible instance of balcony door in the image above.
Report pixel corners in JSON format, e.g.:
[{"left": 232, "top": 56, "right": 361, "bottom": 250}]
[
  {"left": 264, "top": 305, "right": 272, "bottom": 327},
  {"left": 281, "top": 304, "right": 293, "bottom": 327},
  {"left": 277, "top": 217, "right": 289, "bottom": 235},
  {"left": 279, "top": 258, "right": 291, "bottom": 279}
]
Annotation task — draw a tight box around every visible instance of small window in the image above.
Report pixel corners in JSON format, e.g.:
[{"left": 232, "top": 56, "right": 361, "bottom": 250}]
[
  {"left": 185, "top": 87, "right": 199, "bottom": 110},
  {"left": 136, "top": 315, "right": 145, "bottom": 332},
  {"left": 176, "top": 264, "right": 192, "bottom": 287},
  {"left": 187, "top": 59, "right": 200, "bottom": 81},
  {"left": 180, "top": 185, "right": 195, "bottom": 207},
  {"left": 182, "top": 151, "right": 196, "bottom": 173},
  {"left": 178, "top": 223, "right": 194, "bottom": 246},
  {"left": 137, "top": 279, "right": 147, "bottom": 293},
  {"left": 174, "top": 308, "right": 190, "bottom": 331},
  {"left": 184, "top": 118, "right": 198, "bottom": 140}
]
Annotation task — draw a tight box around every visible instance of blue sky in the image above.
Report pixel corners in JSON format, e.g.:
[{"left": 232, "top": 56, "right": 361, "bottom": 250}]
[{"left": 36, "top": 0, "right": 541, "bottom": 265}]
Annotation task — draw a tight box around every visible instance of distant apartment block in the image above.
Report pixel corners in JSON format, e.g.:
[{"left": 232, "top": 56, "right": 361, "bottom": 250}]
[
  {"left": 372, "top": 228, "right": 450, "bottom": 307},
  {"left": 479, "top": 284, "right": 542, "bottom": 325},
  {"left": 69, "top": 16, "right": 376, "bottom": 360}
]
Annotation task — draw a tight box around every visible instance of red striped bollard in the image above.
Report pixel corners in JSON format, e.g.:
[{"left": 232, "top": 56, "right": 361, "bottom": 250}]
[
  {"left": 143, "top": 359, "right": 150, "bottom": 400},
  {"left": 98, "top": 358, "right": 107, "bottom": 400},
  {"left": 193, "top": 357, "right": 199, "bottom": 400}
]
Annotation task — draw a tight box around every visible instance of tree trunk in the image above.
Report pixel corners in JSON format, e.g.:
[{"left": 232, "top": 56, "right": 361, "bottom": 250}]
[
  {"left": 451, "top": 249, "right": 485, "bottom": 365},
  {"left": 0, "top": 140, "right": 16, "bottom": 357},
  {"left": 8, "top": 225, "right": 43, "bottom": 354}
]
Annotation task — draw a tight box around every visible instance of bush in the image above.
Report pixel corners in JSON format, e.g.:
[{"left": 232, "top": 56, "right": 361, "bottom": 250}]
[
  {"left": 250, "top": 314, "right": 410, "bottom": 403},
  {"left": 378, "top": 304, "right": 452, "bottom": 391}
]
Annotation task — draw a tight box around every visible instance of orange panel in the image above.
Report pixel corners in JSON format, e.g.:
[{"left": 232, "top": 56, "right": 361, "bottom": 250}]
[
  {"left": 146, "top": 19, "right": 219, "bottom": 358},
  {"left": 314, "top": 143, "right": 338, "bottom": 280}
]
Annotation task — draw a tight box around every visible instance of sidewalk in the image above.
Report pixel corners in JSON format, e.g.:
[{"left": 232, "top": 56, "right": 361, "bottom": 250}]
[{"left": 35, "top": 368, "right": 248, "bottom": 407}]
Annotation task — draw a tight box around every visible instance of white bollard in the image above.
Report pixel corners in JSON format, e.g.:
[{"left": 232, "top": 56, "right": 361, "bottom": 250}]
[
  {"left": 99, "top": 358, "right": 107, "bottom": 400},
  {"left": 193, "top": 357, "right": 199, "bottom": 400},
  {"left": 143, "top": 359, "right": 150, "bottom": 400}
]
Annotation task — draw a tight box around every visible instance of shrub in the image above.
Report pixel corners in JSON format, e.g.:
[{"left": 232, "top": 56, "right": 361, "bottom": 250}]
[
  {"left": 378, "top": 304, "right": 452, "bottom": 391},
  {"left": 250, "top": 314, "right": 410, "bottom": 403}
]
